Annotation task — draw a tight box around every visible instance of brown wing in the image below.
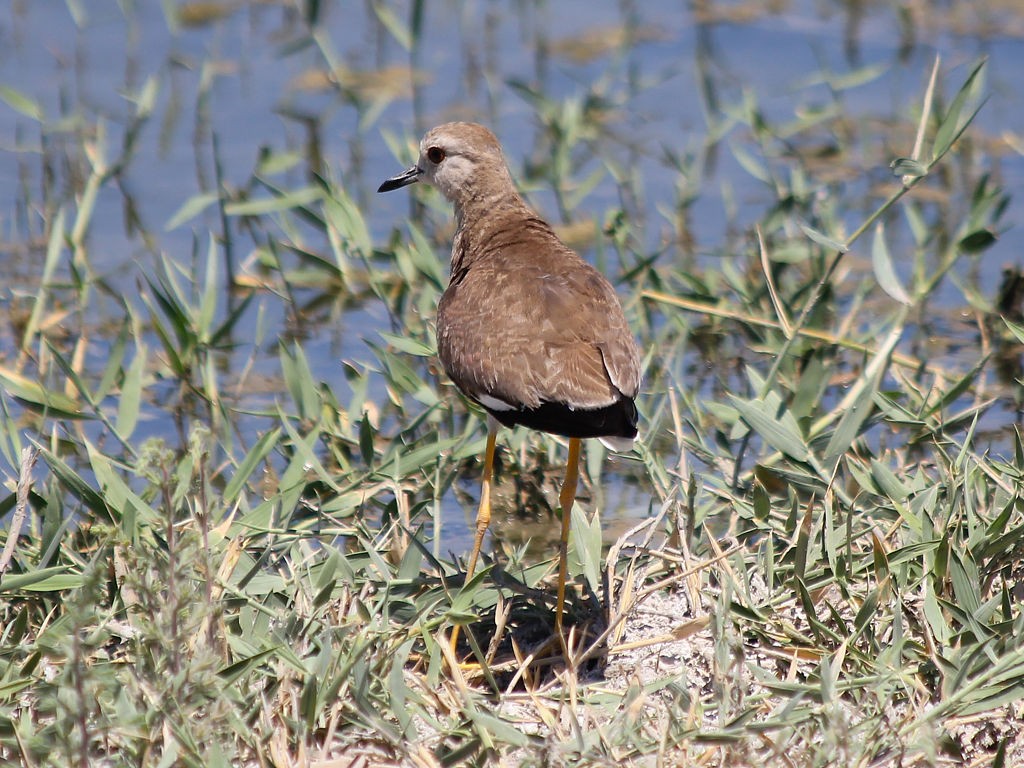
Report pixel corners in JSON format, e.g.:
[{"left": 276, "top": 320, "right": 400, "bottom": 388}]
[{"left": 436, "top": 239, "right": 640, "bottom": 414}]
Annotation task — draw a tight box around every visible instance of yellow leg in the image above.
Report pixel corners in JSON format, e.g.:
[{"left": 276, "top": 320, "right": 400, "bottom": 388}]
[
  {"left": 555, "top": 437, "right": 582, "bottom": 636},
  {"left": 450, "top": 425, "right": 498, "bottom": 655},
  {"left": 465, "top": 426, "right": 497, "bottom": 581}
]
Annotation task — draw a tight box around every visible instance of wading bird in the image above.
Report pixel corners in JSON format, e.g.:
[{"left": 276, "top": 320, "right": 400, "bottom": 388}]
[{"left": 378, "top": 122, "right": 641, "bottom": 649}]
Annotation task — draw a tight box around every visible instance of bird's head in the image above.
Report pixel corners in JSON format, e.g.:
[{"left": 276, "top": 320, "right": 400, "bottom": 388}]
[{"left": 378, "top": 122, "right": 512, "bottom": 208}]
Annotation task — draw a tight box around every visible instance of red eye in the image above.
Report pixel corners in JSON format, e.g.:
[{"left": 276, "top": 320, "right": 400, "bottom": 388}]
[{"left": 427, "top": 146, "right": 445, "bottom": 164}]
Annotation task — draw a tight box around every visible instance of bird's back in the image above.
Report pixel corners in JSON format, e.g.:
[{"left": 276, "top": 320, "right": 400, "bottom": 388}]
[{"left": 437, "top": 206, "right": 640, "bottom": 441}]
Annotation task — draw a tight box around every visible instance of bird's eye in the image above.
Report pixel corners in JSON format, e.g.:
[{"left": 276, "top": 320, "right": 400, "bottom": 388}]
[{"left": 426, "top": 146, "right": 446, "bottom": 164}]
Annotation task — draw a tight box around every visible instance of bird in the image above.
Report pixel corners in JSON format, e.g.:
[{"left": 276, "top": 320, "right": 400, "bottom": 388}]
[{"left": 378, "top": 122, "right": 641, "bottom": 648}]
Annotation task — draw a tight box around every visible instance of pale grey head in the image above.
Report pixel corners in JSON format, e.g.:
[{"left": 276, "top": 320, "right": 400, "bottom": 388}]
[{"left": 377, "top": 122, "right": 517, "bottom": 209}]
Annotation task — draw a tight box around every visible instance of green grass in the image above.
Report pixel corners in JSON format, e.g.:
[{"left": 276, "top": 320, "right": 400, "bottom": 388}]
[{"left": 1, "top": 4, "right": 1022, "bottom": 766}]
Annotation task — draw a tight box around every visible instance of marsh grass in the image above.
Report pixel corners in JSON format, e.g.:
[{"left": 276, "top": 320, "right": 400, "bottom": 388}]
[{"left": 0, "top": 4, "right": 1022, "bottom": 766}]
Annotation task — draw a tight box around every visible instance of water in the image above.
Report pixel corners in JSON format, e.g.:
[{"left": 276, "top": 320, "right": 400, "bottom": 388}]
[{"left": 1, "top": 0, "right": 1022, "bottom": 550}]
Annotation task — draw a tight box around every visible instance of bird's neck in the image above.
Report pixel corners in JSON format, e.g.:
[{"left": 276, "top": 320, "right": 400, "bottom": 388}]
[
  {"left": 450, "top": 184, "right": 532, "bottom": 269},
  {"left": 453, "top": 189, "right": 527, "bottom": 232}
]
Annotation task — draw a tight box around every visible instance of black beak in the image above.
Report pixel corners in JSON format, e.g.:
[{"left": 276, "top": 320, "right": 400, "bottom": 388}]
[{"left": 377, "top": 165, "right": 422, "bottom": 193}]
